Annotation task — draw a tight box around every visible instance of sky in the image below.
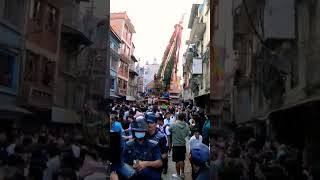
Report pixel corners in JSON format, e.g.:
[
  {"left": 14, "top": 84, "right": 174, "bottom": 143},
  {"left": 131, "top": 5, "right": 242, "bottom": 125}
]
[{"left": 110, "top": 0, "right": 203, "bottom": 79}]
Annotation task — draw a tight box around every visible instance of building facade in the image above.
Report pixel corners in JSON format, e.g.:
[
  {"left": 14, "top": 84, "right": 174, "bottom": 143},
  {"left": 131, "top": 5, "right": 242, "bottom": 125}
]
[
  {"left": 20, "top": 0, "right": 63, "bottom": 115},
  {"left": 53, "top": 0, "right": 92, "bottom": 124},
  {"left": 209, "top": 0, "right": 235, "bottom": 128},
  {"left": 208, "top": 0, "right": 320, "bottom": 169},
  {"left": 110, "top": 12, "right": 136, "bottom": 100},
  {"left": 110, "top": 26, "right": 122, "bottom": 101},
  {"left": 137, "top": 65, "right": 145, "bottom": 97},
  {"left": 144, "top": 59, "right": 160, "bottom": 94},
  {"left": 0, "top": 0, "right": 26, "bottom": 109},
  {"left": 183, "top": 0, "right": 210, "bottom": 111},
  {"left": 127, "top": 50, "right": 139, "bottom": 101}
]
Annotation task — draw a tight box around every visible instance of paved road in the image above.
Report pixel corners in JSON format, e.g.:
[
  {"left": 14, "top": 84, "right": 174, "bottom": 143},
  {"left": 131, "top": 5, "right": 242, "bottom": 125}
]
[{"left": 162, "top": 137, "right": 192, "bottom": 180}]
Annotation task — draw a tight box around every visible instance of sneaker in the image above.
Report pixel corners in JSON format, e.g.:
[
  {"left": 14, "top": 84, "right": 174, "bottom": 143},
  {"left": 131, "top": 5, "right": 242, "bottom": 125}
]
[
  {"left": 180, "top": 173, "right": 185, "bottom": 179},
  {"left": 172, "top": 174, "right": 181, "bottom": 179}
]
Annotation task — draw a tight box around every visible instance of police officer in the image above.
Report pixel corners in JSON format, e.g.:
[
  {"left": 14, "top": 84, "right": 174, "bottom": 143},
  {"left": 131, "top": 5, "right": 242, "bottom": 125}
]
[
  {"left": 145, "top": 113, "right": 169, "bottom": 174},
  {"left": 122, "top": 116, "right": 163, "bottom": 180},
  {"left": 189, "top": 140, "right": 210, "bottom": 180}
]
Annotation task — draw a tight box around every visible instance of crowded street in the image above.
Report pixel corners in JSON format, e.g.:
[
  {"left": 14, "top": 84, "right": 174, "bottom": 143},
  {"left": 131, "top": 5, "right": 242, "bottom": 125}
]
[
  {"left": 1, "top": 0, "right": 320, "bottom": 179},
  {"left": 109, "top": 103, "right": 210, "bottom": 180}
]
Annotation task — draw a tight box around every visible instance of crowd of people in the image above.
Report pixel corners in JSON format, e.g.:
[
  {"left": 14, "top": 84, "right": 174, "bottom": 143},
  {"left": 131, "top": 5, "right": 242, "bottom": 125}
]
[
  {"left": 209, "top": 133, "right": 319, "bottom": 180},
  {"left": 2, "top": 101, "right": 313, "bottom": 180},
  {"left": 0, "top": 125, "right": 109, "bottom": 180},
  {"left": 109, "top": 103, "right": 211, "bottom": 180}
]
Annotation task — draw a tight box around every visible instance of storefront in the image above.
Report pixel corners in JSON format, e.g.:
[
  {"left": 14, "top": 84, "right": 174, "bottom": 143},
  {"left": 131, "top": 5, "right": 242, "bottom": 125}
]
[{"left": 268, "top": 97, "right": 320, "bottom": 168}]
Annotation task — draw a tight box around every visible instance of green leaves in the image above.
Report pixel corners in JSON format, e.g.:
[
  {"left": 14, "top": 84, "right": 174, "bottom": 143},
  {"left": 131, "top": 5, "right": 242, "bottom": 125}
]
[{"left": 163, "top": 55, "right": 174, "bottom": 87}]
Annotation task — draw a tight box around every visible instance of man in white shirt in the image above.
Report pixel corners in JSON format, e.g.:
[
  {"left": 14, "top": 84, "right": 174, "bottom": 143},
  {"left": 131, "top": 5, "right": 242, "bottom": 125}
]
[
  {"left": 164, "top": 112, "right": 172, "bottom": 125},
  {"left": 189, "top": 129, "right": 203, "bottom": 151}
]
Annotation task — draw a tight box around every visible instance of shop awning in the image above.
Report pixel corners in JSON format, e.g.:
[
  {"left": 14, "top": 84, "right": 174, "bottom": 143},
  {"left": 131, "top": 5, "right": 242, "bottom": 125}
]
[
  {"left": 0, "top": 105, "right": 32, "bottom": 120},
  {"left": 0, "top": 105, "right": 32, "bottom": 114},
  {"left": 268, "top": 95, "right": 320, "bottom": 118}
]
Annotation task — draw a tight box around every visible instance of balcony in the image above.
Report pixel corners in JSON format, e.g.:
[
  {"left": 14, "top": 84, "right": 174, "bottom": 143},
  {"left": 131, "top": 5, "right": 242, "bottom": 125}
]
[
  {"left": 119, "top": 53, "right": 131, "bottom": 64},
  {"left": 117, "top": 88, "right": 127, "bottom": 96},
  {"left": 118, "top": 69, "right": 129, "bottom": 80},
  {"left": 189, "top": 17, "right": 206, "bottom": 43},
  {"left": 20, "top": 83, "right": 53, "bottom": 108},
  {"left": 129, "top": 63, "right": 138, "bottom": 76}
]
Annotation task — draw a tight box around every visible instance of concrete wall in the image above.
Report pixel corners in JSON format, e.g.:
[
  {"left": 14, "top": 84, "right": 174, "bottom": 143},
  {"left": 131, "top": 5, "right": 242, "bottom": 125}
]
[
  {"left": 305, "top": 1, "right": 320, "bottom": 89},
  {"left": 80, "top": 0, "right": 108, "bottom": 19}
]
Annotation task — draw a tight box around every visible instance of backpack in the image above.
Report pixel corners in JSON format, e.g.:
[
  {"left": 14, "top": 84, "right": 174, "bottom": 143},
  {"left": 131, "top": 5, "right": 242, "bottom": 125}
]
[{"left": 158, "top": 124, "right": 169, "bottom": 136}]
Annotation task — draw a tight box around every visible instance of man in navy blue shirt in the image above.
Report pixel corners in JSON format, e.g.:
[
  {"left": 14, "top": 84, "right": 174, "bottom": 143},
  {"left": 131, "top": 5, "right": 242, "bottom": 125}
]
[
  {"left": 145, "top": 113, "right": 168, "bottom": 174},
  {"left": 189, "top": 140, "right": 210, "bottom": 180},
  {"left": 122, "top": 116, "right": 163, "bottom": 180}
]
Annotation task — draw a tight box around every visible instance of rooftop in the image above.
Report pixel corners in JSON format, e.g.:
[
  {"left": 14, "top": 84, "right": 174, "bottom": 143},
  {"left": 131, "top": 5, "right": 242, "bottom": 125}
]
[{"left": 111, "top": 12, "right": 136, "bottom": 33}]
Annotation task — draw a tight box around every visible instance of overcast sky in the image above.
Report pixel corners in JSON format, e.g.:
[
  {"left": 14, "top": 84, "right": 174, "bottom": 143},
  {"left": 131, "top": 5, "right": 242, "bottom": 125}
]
[{"left": 110, "top": 0, "right": 203, "bottom": 78}]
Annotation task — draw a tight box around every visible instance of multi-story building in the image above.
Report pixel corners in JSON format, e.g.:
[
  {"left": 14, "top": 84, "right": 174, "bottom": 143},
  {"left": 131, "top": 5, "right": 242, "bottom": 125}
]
[
  {"left": 127, "top": 47, "right": 139, "bottom": 101},
  {"left": 53, "top": 0, "right": 92, "bottom": 124},
  {"left": 137, "top": 64, "right": 145, "bottom": 97},
  {"left": 20, "top": 0, "right": 62, "bottom": 117},
  {"left": 110, "top": 12, "right": 136, "bottom": 100},
  {"left": 219, "top": 0, "right": 320, "bottom": 168},
  {"left": 144, "top": 59, "right": 160, "bottom": 93},
  {"left": 183, "top": 0, "right": 210, "bottom": 112},
  {"left": 209, "top": 0, "right": 235, "bottom": 127},
  {"left": 0, "top": 0, "right": 26, "bottom": 110},
  {"left": 110, "top": 26, "right": 122, "bottom": 102}
]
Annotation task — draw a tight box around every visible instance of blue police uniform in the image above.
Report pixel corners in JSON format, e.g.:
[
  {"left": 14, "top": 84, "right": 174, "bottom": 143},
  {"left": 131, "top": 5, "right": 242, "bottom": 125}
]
[
  {"left": 146, "top": 129, "right": 168, "bottom": 155},
  {"left": 146, "top": 129, "right": 169, "bottom": 174},
  {"left": 122, "top": 139, "right": 162, "bottom": 180}
]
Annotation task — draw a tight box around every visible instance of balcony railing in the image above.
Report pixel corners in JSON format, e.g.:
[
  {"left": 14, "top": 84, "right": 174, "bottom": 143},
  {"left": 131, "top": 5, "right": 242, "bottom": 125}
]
[
  {"left": 119, "top": 53, "right": 131, "bottom": 63},
  {"left": 20, "top": 83, "right": 53, "bottom": 108},
  {"left": 117, "top": 88, "right": 127, "bottom": 96}
]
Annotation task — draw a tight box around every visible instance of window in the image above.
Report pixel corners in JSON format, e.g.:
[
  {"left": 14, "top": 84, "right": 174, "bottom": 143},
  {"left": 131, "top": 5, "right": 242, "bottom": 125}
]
[
  {"left": 111, "top": 57, "right": 119, "bottom": 70},
  {"left": 25, "top": 51, "right": 39, "bottom": 82},
  {"left": 0, "top": 51, "right": 16, "bottom": 89},
  {"left": 111, "top": 78, "right": 116, "bottom": 90},
  {"left": 118, "top": 78, "right": 121, "bottom": 88},
  {"left": 123, "top": 81, "right": 127, "bottom": 89},
  {"left": 121, "top": 43, "right": 125, "bottom": 54},
  {"left": 123, "top": 27, "right": 127, "bottom": 39},
  {"left": 46, "top": 5, "right": 58, "bottom": 32},
  {"left": 124, "top": 63, "right": 128, "bottom": 71},
  {"left": 127, "top": 32, "right": 132, "bottom": 42},
  {"left": 110, "top": 41, "right": 119, "bottom": 52},
  {"left": 29, "top": 0, "right": 41, "bottom": 25},
  {"left": 126, "top": 46, "right": 130, "bottom": 57},
  {"left": 41, "top": 58, "right": 55, "bottom": 87}
]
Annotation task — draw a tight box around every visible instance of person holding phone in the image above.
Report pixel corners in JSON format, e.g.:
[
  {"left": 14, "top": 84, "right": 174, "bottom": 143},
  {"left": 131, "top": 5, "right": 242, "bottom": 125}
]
[{"left": 121, "top": 116, "right": 163, "bottom": 180}]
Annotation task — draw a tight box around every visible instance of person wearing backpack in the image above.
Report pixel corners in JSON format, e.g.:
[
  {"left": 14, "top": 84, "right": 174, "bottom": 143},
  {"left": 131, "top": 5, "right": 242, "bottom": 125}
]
[{"left": 157, "top": 117, "right": 170, "bottom": 174}]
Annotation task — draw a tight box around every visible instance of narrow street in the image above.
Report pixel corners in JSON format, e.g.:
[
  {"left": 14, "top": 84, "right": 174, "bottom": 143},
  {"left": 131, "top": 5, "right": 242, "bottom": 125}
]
[
  {"left": 2, "top": 0, "right": 319, "bottom": 180},
  {"left": 162, "top": 137, "right": 192, "bottom": 180},
  {"left": 163, "top": 154, "right": 192, "bottom": 180}
]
